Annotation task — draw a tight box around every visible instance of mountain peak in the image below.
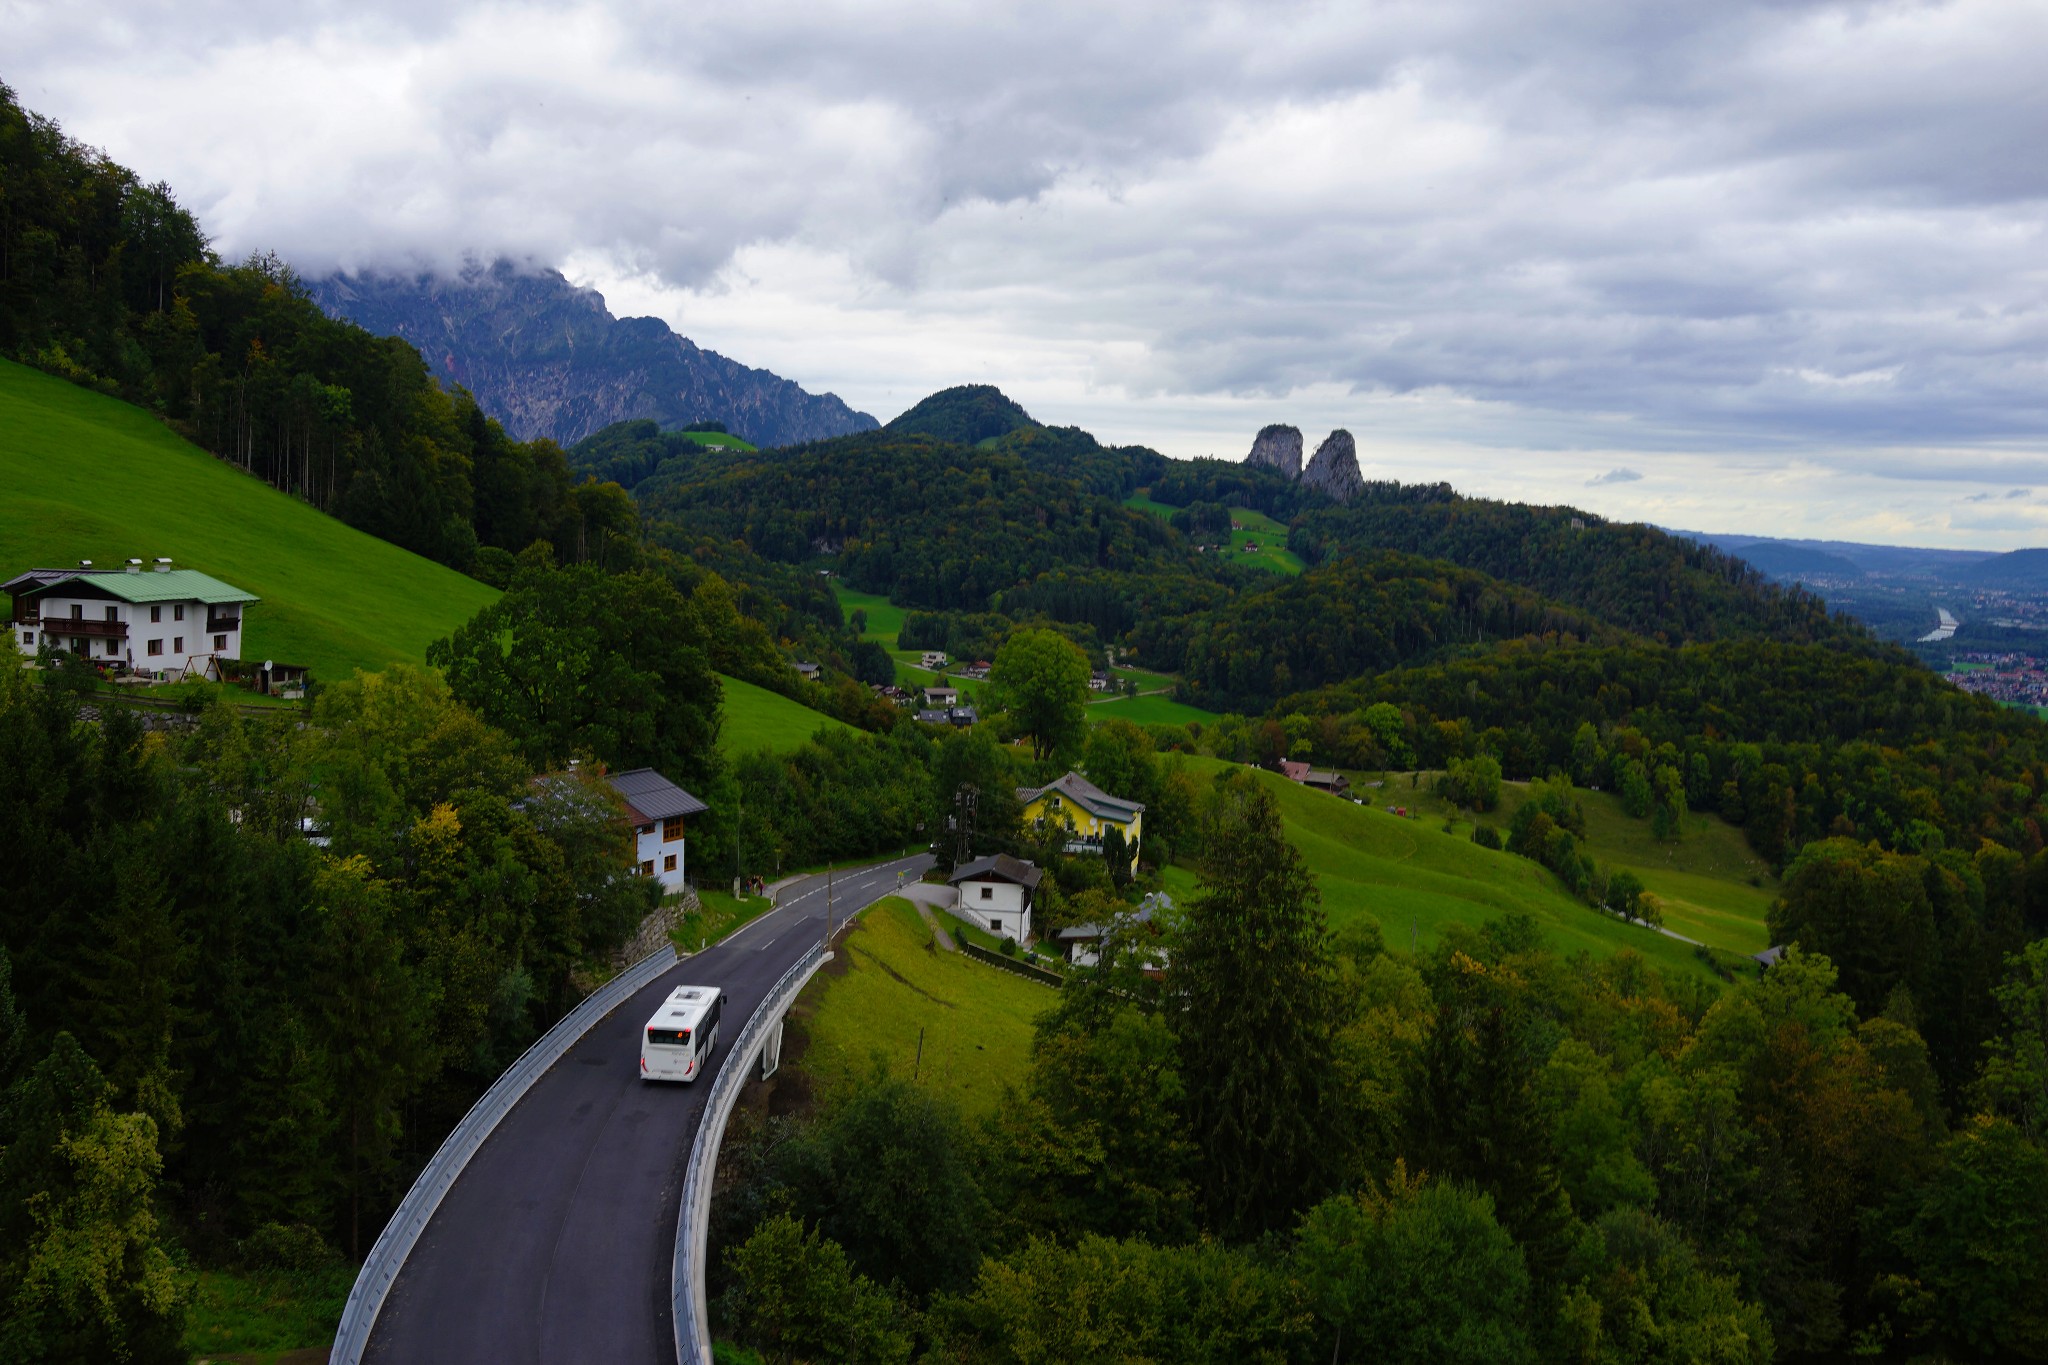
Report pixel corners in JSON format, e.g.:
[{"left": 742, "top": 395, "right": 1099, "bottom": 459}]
[
  {"left": 309, "top": 261, "right": 878, "bottom": 449},
  {"left": 884, "top": 385, "right": 1036, "bottom": 445}
]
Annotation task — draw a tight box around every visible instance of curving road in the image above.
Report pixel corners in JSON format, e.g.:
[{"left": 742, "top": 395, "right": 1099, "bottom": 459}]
[{"left": 364, "top": 852, "right": 932, "bottom": 1365}]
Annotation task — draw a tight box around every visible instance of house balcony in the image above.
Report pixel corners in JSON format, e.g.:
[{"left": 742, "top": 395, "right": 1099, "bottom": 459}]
[
  {"left": 206, "top": 616, "right": 240, "bottom": 634},
  {"left": 28, "top": 617, "right": 127, "bottom": 640}
]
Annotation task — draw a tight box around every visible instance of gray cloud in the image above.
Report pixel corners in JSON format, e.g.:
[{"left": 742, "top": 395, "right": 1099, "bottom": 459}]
[
  {"left": 7, "top": 0, "right": 2048, "bottom": 538},
  {"left": 1589, "top": 468, "right": 1645, "bottom": 485}
]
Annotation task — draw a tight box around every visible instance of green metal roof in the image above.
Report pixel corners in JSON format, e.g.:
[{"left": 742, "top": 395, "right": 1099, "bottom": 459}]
[{"left": 68, "top": 570, "right": 258, "bottom": 606}]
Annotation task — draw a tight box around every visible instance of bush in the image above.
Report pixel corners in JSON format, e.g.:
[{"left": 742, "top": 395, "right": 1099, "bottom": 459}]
[
  {"left": 1471, "top": 825, "right": 1502, "bottom": 851},
  {"left": 1000, "top": 936, "right": 1019, "bottom": 957},
  {"left": 238, "top": 1222, "right": 337, "bottom": 1273}
]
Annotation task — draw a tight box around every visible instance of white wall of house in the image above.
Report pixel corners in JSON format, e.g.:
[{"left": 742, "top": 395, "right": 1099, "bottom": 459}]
[
  {"left": 960, "top": 878, "right": 1031, "bottom": 943},
  {"left": 19, "top": 592, "right": 244, "bottom": 678},
  {"left": 634, "top": 821, "right": 689, "bottom": 894}
]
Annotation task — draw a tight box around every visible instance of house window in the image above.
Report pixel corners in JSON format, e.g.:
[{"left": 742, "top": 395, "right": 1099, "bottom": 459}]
[
  {"left": 105, "top": 639, "right": 120, "bottom": 655},
  {"left": 980, "top": 886, "right": 994, "bottom": 900},
  {"left": 105, "top": 606, "right": 118, "bottom": 622},
  {"left": 663, "top": 816, "right": 685, "bottom": 842},
  {"left": 990, "top": 918, "right": 1002, "bottom": 931},
  {"left": 147, "top": 640, "right": 163, "bottom": 657},
  {"left": 639, "top": 823, "right": 655, "bottom": 836},
  {"left": 174, "top": 637, "right": 184, "bottom": 653},
  {"left": 70, "top": 604, "right": 82, "bottom": 620},
  {"left": 212, "top": 635, "right": 225, "bottom": 650},
  {"left": 174, "top": 604, "right": 184, "bottom": 621},
  {"left": 150, "top": 605, "right": 161, "bottom": 623},
  {"left": 663, "top": 854, "right": 677, "bottom": 872},
  {"left": 640, "top": 859, "right": 655, "bottom": 876},
  {"left": 20, "top": 632, "right": 32, "bottom": 647}
]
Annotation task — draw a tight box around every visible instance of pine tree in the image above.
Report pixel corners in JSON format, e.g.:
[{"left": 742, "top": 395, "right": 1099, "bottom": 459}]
[{"left": 1173, "top": 773, "right": 1344, "bottom": 1238}]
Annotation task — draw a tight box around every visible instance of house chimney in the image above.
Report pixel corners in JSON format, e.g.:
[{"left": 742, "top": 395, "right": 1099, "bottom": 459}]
[
  {"left": 126, "top": 558, "right": 143, "bottom": 574},
  {"left": 153, "top": 557, "right": 173, "bottom": 573}
]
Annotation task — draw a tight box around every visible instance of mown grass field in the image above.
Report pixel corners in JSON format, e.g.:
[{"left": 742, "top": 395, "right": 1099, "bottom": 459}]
[
  {"left": 718, "top": 673, "right": 855, "bottom": 755},
  {"left": 795, "top": 897, "right": 1051, "bottom": 1116},
  {"left": 1386, "top": 775, "right": 1778, "bottom": 955},
  {"left": 676, "top": 430, "right": 757, "bottom": 452},
  {"left": 1176, "top": 758, "right": 1733, "bottom": 981},
  {"left": 1087, "top": 693, "right": 1222, "bottom": 728},
  {"left": 1123, "top": 491, "right": 1304, "bottom": 574},
  {"left": 0, "top": 359, "right": 497, "bottom": 681}
]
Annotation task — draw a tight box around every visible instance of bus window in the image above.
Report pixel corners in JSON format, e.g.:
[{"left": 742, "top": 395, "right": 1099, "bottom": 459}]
[{"left": 648, "top": 1027, "right": 691, "bottom": 1047}]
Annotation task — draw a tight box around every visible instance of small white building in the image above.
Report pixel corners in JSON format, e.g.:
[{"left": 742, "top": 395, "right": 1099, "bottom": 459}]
[
  {"left": 7, "top": 559, "right": 257, "bottom": 679},
  {"left": 924, "top": 684, "right": 960, "bottom": 708},
  {"left": 920, "top": 651, "right": 949, "bottom": 669},
  {"left": 947, "top": 853, "right": 1042, "bottom": 944},
  {"left": 605, "top": 767, "right": 709, "bottom": 895}
]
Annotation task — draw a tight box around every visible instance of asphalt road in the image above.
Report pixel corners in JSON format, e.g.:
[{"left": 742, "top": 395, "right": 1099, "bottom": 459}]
[{"left": 364, "top": 852, "right": 934, "bottom": 1365}]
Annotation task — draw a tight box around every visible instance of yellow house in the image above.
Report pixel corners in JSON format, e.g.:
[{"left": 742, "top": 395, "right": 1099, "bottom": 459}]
[{"left": 1017, "top": 771, "right": 1144, "bottom": 875}]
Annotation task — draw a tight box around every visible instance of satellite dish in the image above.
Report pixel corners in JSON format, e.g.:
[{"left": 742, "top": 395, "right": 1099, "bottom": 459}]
[{"left": 263, "top": 660, "right": 273, "bottom": 670}]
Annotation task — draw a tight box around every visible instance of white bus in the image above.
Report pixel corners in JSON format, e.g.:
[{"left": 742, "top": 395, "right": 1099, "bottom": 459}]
[{"left": 640, "top": 985, "right": 726, "bottom": 1083}]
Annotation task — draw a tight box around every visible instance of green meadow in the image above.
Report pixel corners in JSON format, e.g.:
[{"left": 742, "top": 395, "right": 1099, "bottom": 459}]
[
  {"left": 1123, "top": 492, "right": 1304, "bottom": 574},
  {"left": 0, "top": 359, "right": 496, "bottom": 681},
  {"left": 1087, "top": 693, "right": 1221, "bottom": 728},
  {"left": 718, "top": 672, "right": 856, "bottom": 755},
  {"left": 676, "top": 430, "right": 757, "bottom": 452},
  {"left": 795, "top": 896, "right": 1051, "bottom": 1116},
  {"left": 1175, "top": 758, "right": 1738, "bottom": 981},
  {"left": 1387, "top": 775, "right": 1778, "bottom": 956}
]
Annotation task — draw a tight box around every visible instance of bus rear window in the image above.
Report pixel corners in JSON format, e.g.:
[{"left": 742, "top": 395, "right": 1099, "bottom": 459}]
[{"left": 647, "top": 1027, "right": 692, "bottom": 1047}]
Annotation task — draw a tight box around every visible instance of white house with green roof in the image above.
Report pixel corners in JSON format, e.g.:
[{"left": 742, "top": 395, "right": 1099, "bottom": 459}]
[{"left": 6, "top": 559, "right": 258, "bottom": 679}]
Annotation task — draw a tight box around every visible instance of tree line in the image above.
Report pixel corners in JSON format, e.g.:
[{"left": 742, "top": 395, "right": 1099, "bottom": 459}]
[
  {"left": 707, "top": 772, "right": 2048, "bottom": 1363},
  {"left": 0, "top": 84, "right": 636, "bottom": 577}
]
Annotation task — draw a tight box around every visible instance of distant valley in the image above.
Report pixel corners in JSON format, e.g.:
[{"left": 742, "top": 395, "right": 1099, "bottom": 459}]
[{"left": 310, "top": 260, "right": 878, "bottom": 450}]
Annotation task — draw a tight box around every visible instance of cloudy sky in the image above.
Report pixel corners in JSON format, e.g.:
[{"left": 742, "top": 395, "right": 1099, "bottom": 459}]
[{"left": 9, "top": 0, "right": 2048, "bottom": 546}]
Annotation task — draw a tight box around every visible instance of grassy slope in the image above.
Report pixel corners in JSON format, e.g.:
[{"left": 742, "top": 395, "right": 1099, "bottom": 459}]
[
  {"left": 1123, "top": 491, "right": 1304, "bottom": 575},
  {"left": 1087, "top": 694, "right": 1221, "bottom": 728},
  {"left": 676, "top": 430, "right": 757, "bottom": 452},
  {"left": 718, "top": 673, "right": 855, "bottom": 755},
  {"left": 1386, "top": 775, "right": 1778, "bottom": 955},
  {"left": 796, "top": 897, "right": 1050, "bottom": 1117},
  {"left": 1177, "top": 758, "right": 1722, "bottom": 981},
  {"left": 0, "top": 359, "right": 497, "bottom": 680}
]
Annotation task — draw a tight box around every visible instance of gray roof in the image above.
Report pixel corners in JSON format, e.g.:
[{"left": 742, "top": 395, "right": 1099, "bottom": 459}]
[
  {"left": 1058, "top": 893, "right": 1166, "bottom": 941},
  {"left": 948, "top": 853, "right": 1043, "bottom": 889},
  {"left": 1016, "top": 770, "right": 1145, "bottom": 822},
  {"left": 604, "top": 768, "right": 709, "bottom": 822}
]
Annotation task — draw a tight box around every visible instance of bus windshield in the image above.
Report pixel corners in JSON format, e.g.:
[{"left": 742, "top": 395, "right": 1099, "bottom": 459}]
[{"left": 647, "top": 1027, "right": 692, "bottom": 1047}]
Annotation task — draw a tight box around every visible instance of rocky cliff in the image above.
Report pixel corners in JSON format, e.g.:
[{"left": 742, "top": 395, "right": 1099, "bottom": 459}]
[
  {"left": 1301, "top": 429, "right": 1364, "bottom": 502},
  {"left": 1245, "top": 424, "right": 1303, "bottom": 479},
  {"left": 310, "top": 261, "right": 878, "bottom": 450}
]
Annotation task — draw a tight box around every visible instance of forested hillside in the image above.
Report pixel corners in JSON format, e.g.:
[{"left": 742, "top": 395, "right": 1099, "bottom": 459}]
[{"left": 5, "top": 79, "right": 2048, "bottom": 1365}]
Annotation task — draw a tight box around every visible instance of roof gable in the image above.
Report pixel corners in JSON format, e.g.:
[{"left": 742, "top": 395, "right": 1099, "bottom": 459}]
[
  {"left": 1017, "top": 770, "right": 1145, "bottom": 821},
  {"left": 11, "top": 567, "right": 258, "bottom": 605},
  {"left": 604, "top": 767, "right": 709, "bottom": 822}
]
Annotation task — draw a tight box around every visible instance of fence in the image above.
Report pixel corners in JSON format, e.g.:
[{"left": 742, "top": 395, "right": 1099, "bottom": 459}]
[
  {"left": 329, "top": 945, "right": 680, "bottom": 1365},
  {"left": 672, "top": 943, "right": 830, "bottom": 1365},
  {"left": 959, "top": 939, "right": 1066, "bottom": 986}
]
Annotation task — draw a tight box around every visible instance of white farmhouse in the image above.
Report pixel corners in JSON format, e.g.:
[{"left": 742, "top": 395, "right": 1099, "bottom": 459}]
[
  {"left": 604, "top": 767, "right": 709, "bottom": 895},
  {"left": 6, "top": 559, "right": 257, "bottom": 679},
  {"left": 947, "top": 853, "right": 1042, "bottom": 944}
]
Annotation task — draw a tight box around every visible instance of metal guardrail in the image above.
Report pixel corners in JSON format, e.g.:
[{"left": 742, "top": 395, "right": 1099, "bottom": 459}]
[
  {"left": 671, "top": 941, "right": 830, "bottom": 1365},
  {"left": 331, "top": 944, "right": 680, "bottom": 1365}
]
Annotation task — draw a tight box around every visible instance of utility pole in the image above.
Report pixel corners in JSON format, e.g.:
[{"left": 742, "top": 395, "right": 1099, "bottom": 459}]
[{"left": 953, "top": 783, "right": 978, "bottom": 866}]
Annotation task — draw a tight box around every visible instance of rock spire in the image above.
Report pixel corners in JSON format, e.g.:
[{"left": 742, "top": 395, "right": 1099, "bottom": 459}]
[
  {"left": 1301, "top": 429, "right": 1364, "bottom": 502},
  {"left": 1245, "top": 424, "right": 1303, "bottom": 479}
]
